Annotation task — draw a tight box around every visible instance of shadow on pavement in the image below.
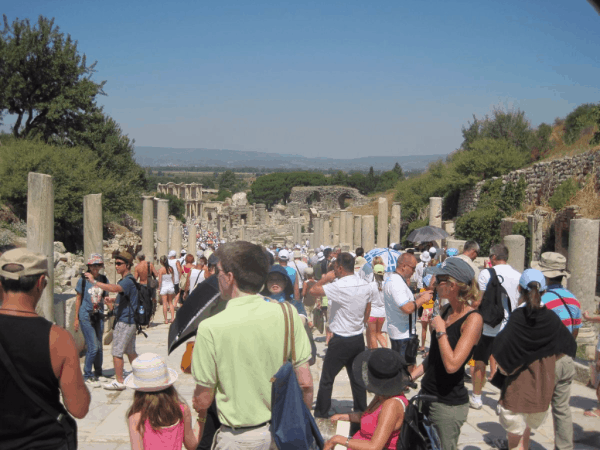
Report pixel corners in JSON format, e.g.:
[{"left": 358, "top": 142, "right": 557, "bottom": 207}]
[
  {"left": 570, "top": 394, "right": 598, "bottom": 411},
  {"left": 574, "top": 423, "right": 600, "bottom": 448}
]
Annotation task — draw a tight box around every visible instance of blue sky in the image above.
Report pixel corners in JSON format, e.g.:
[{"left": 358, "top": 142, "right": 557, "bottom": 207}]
[{"left": 3, "top": 0, "right": 599, "bottom": 158}]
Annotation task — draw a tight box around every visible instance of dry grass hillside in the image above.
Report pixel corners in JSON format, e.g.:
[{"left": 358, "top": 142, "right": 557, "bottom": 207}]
[{"left": 543, "top": 120, "right": 600, "bottom": 161}]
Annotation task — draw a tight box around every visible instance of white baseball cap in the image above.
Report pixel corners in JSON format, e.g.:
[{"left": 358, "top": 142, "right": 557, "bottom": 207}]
[{"left": 278, "top": 249, "right": 290, "bottom": 261}]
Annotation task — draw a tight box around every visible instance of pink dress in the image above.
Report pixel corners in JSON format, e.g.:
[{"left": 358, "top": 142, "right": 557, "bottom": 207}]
[
  {"left": 351, "top": 396, "right": 408, "bottom": 450},
  {"left": 142, "top": 405, "right": 185, "bottom": 449}
]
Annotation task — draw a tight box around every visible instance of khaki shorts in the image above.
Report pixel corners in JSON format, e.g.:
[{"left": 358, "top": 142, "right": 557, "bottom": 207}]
[
  {"left": 112, "top": 322, "right": 137, "bottom": 357},
  {"left": 498, "top": 404, "right": 549, "bottom": 436}
]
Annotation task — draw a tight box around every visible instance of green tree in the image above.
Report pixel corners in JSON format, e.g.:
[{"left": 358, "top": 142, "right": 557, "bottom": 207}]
[
  {"left": 392, "top": 162, "right": 404, "bottom": 179},
  {"left": 249, "top": 171, "right": 328, "bottom": 208},
  {"left": 591, "top": 105, "right": 600, "bottom": 145},
  {"left": 375, "top": 170, "right": 400, "bottom": 192},
  {"left": 563, "top": 103, "right": 598, "bottom": 145},
  {"left": 216, "top": 189, "right": 233, "bottom": 201},
  {"left": 0, "top": 15, "right": 106, "bottom": 140},
  {"left": 156, "top": 193, "right": 185, "bottom": 222},
  {"left": 217, "top": 170, "right": 237, "bottom": 191}
]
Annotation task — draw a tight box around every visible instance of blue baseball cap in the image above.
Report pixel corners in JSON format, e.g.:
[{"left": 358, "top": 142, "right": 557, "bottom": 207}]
[
  {"left": 446, "top": 248, "right": 458, "bottom": 257},
  {"left": 423, "top": 274, "right": 433, "bottom": 288},
  {"left": 519, "top": 269, "right": 547, "bottom": 293}
]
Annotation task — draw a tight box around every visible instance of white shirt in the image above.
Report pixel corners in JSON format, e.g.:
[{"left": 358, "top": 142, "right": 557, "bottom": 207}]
[
  {"left": 478, "top": 264, "right": 521, "bottom": 337},
  {"left": 369, "top": 280, "right": 386, "bottom": 317},
  {"left": 384, "top": 273, "right": 416, "bottom": 339},
  {"left": 189, "top": 268, "right": 205, "bottom": 291},
  {"left": 414, "top": 262, "right": 426, "bottom": 289},
  {"left": 168, "top": 258, "right": 180, "bottom": 284},
  {"left": 290, "top": 260, "right": 308, "bottom": 288},
  {"left": 323, "top": 274, "right": 373, "bottom": 337}
]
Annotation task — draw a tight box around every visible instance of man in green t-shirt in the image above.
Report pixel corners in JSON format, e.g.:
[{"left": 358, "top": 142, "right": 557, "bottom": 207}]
[{"left": 191, "top": 241, "right": 313, "bottom": 450}]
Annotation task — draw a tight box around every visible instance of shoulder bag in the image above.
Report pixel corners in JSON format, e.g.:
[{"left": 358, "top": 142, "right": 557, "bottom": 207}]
[
  {"left": 147, "top": 262, "right": 158, "bottom": 289},
  {"left": 395, "top": 273, "right": 419, "bottom": 364},
  {"left": 0, "top": 339, "right": 77, "bottom": 449}
]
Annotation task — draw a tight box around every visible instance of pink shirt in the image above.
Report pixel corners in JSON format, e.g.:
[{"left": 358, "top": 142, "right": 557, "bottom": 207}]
[
  {"left": 352, "top": 396, "right": 407, "bottom": 450},
  {"left": 142, "top": 405, "right": 185, "bottom": 450}
]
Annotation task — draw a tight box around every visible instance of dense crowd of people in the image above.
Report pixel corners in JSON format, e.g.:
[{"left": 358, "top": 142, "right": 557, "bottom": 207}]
[{"left": 0, "top": 228, "right": 595, "bottom": 449}]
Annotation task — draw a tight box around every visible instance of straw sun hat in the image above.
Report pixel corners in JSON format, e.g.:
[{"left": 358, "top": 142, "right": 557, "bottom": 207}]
[{"left": 124, "top": 353, "right": 178, "bottom": 392}]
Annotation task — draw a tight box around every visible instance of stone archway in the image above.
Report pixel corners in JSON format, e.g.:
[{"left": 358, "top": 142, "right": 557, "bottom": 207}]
[
  {"left": 289, "top": 186, "right": 369, "bottom": 210},
  {"left": 306, "top": 191, "right": 322, "bottom": 205},
  {"left": 338, "top": 193, "right": 355, "bottom": 210}
]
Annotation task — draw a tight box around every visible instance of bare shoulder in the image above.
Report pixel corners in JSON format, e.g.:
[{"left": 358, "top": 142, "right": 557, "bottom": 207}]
[
  {"left": 50, "top": 324, "right": 77, "bottom": 352},
  {"left": 128, "top": 411, "right": 141, "bottom": 425}
]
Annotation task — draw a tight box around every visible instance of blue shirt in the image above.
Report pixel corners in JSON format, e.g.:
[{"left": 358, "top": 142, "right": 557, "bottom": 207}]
[
  {"left": 75, "top": 275, "right": 107, "bottom": 315},
  {"left": 541, "top": 285, "right": 581, "bottom": 334},
  {"left": 115, "top": 274, "right": 138, "bottom": 324},
  {"left": 284, "top": 266, "right": 297, "bottom": 298}
]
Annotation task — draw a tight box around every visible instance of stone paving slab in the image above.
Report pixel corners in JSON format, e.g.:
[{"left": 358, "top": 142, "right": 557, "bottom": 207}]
[{"left": 76, "top": 311, "right": 600, "bottom": 449}]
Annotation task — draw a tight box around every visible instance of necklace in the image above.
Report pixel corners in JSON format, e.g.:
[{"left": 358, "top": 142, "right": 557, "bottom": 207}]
[{"left": 0, "top": 308, "right": 37, "bottom": 315}]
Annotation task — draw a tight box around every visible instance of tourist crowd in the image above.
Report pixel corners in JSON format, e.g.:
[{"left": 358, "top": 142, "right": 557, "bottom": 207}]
[{"left": 0, "top": 230, "right": 596, "bottom": 450}]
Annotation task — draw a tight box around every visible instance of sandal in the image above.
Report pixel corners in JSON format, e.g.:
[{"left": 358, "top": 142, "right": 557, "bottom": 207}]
[
  {"left": 418, "top": 347, "right": 426, "bottom": 353},
  {"left": 584, "top": 409, "right": 600, "bottom": 417}
]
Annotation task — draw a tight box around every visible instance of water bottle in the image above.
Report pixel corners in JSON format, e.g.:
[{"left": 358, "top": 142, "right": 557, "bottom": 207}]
[{"left": 139, "top": 305, "right": 145, "bottom": 315}]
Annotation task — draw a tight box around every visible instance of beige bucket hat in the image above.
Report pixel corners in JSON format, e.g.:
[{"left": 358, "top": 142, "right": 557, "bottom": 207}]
[{"left": 531, "top": 252, "right": 570, "bottom": 279}]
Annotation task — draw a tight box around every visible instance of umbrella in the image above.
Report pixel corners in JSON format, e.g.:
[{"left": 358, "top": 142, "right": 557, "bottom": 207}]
[
  {"left": 167, "top": 275, "right": 224, "bottom": 354},
  {"left": 406, "top": 225, "right": 449, "bottom": 244},
  {"left": 361, "top": 247, "right": 403, "bottom": 277}
]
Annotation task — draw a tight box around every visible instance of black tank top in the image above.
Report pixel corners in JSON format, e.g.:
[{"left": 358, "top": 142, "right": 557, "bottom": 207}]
[
  {"left": 420, "top": 306, "right": 480, "bottom": 405},
  {"left": 0, "top": 314, "right": 69, "bottom": 449}
]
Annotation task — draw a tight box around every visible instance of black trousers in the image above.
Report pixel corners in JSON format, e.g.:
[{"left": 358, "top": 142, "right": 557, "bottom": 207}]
[
  {"left": 197, "top": 399, "right": 220, "bottom": 450},
  {"left": 314, "top": 333, "right": 367, "bottom": 418}
]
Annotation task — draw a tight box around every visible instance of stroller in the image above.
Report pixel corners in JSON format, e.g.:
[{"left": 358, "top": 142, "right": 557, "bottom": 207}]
[{"left": 396, "top": 391, "right": 442, "bottom": 450}]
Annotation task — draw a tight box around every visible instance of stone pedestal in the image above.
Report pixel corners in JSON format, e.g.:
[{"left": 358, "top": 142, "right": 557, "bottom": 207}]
[
  {"left": 345, "top": 212, "right": 354, "bottom": 249},
  {"left": 446, "top": 238, "right": 467, "bottom": 253},
  {"left": 354, "top": 215, "right": 362, "bottom": 250},
  {"left": 83, "top": 194, "right": 103, "bottom": 259},
  {"left": 377, "top": 198, "right": 388, "bottom": 249},
  {"left": 188, "top": 224, "right": 197, "bottom": 257},
  {"left": 142, "top": 196, "right": 155, "bottom": 262},
  {"left": 568, "top": 219, "right": 600, "bottom": 315},
  {"left": 171, "top": 221, "right": 182, "bottom": 255},
  {"left": 528, "top": 214, "right": 544, "bottom": 262},
  {"left": 27, "top": 173, "right": 55, "bottom": 322},
  {"left": 389, "top": 202, "right": 401, "bottom": 245},
  {"left": 156, "top": 199, "right": 169, "bottom": 259},
  {"left": 362, "top": 215, "right": 375, "bottom": 252},
  {"left": 333, "top": 216, "right": 340, "bottom": 247},
  {"left": 339, "top": 213, "right": 347, "bottom": 248},
  {"left": 429, "top": 197, "right": 443, "bottom": 228},
  {"left": 503, "top": 234, "right": 526, "bottom": 272}
]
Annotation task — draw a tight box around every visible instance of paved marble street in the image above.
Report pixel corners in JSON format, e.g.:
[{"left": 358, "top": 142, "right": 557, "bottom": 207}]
[{"left": 76, "top": 308, "right": 600, "bottom": 449}]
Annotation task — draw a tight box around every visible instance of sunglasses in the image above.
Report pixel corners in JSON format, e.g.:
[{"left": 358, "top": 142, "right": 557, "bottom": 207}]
[
  {"left": 435, "top": 275, "right": 451, "bottom": 285},
  {"left": 115, "top": 262, "right": 125, "bottom": 266}
]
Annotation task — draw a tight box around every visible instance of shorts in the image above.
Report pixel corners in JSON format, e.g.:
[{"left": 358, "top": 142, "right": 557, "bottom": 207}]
[
  {"left": 112, "top": 322, "right": 137, "bottom": 357},
  {"left": 174, "top": 284, "right": 180, "bottom": 295},
  {"left": 368, "top": 316, "right": 385, "bottom": 324},
  {"left": 473, "top": 334, "right": 495, "bottom": 365},
  {"left": 420, "top": 308, "right": 433, "bottom": 323},
  {"left": 160, "top": 285, "right": 175, "bottom": 295},
  {"left": 498, "top": 404, "right": 549, "bottom": 435}
]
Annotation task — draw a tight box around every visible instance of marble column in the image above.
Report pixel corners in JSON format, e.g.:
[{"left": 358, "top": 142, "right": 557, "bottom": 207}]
[
  {"left": 142, "top": 196, "right": 155, "bottom": 263},
  {"left": 390, "top": 202, "right": 401, "bottom": 246},
  {"left": 332, "top": 215, "right": 340, "bottom": 247},
  {"left": 568, "top": 219, "right": 600, "bottom": 315},
  {"left": 345, "top": 212, "right": 354, "bottom": 249},
  {"left": 171, "top": 221, "right": 182, "bottom": 255},
  {"left": 354, "top": 215, "right": 362, "bottom": 249},
  {"left": 312, "top": 218, "right": 321, "bottom": 248},
  {"left": 83, "top": 194, "right": 103, "bottom": 259},
  {"left": 503, "top": 234, "right": 526, "bottom": 272},
  {"left": 323, "top": 219, "right": 331, "bottom": 247},
  {"left": 156, "top": 199, "right": 169, "bottom": 259},
  {"left": 27, "top": 173, "right": 55, "bottom": 322},
  {"left": 339, "top": 213, "right": 347, "bottom": 247},
  {"left": 187, "top": 224, "right": 197, "bottom": 257},
  {"left": 377, "top": 197, "right": 388, "bottom": 249},
  {"left": 528, "top": 214, "right": 543, "bottom": 262},
  {"left": 429, "top": 197, "right": 443, "bottom": 228},
  {"left": 362, "top": 215, "right": 375, "bottom": 252}
]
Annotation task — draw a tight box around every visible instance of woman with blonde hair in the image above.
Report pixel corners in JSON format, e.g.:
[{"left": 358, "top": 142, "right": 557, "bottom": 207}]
[
  {"left": 157, "top": 256, "right": 175, "bottom": 324},
  {"left": 367, "top": 262, "right": 388, "bottom": 349},
  {"left": 409, "top": 258, "right": 483, "bottom": 450}
]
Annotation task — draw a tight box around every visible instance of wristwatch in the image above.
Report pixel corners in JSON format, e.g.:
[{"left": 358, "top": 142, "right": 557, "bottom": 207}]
[{"left": 436, "top": 331, "right": 447, "bottom": 339}]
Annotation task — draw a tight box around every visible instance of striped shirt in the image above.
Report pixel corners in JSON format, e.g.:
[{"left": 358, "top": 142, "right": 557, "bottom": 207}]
[{"left": 541, "top": 285, "right": 582, "bottom": 333}]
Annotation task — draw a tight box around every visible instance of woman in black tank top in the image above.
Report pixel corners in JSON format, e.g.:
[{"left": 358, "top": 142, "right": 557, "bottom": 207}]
[{"left": 408, "top": 258, "right": 483, "bottom": 450}]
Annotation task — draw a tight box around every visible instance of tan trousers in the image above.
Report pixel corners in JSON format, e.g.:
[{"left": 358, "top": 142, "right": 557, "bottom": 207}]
[
  {"left": 212, "top": 423, "right": 276, "bottom": 450},
  {"left": 552, "top": 356, "right": 575, "bottom": 450}
]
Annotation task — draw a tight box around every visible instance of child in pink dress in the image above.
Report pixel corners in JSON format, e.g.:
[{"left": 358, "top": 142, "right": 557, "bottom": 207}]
[{"left": 126, "top": 353, "right": 198, "bottom": 450}]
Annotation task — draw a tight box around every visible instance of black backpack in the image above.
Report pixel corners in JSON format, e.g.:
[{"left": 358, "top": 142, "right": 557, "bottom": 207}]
[
  {"left": 479, "top": 268, "right": 511, "bottom": 328},
  {"left": 397, "top": 394, "right": 442, "bottom": 450},
  {"left": 112, "top": 274, "right": 154, "bottom": 337}
]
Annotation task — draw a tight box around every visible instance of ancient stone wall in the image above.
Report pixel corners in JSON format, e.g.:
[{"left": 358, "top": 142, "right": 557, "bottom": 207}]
[
  {"left": 457, "top": 151, "right": 600, "bottom": 216},
  {"left": 289, "top": 186, "right": 369, "bottom": 210}
]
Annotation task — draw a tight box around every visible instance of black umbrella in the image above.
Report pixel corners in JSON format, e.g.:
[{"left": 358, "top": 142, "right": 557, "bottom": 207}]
[
  {"left": 406, "top": 225, "right": 449, "bottom": 243},
  {"left": 167, "top": 275, "right": 225, "bottom": 354}
]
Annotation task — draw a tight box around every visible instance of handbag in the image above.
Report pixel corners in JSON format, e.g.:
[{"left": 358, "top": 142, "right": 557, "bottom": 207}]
[
  {"left": 0, "top": 339, "right": 78, "bottom": 449},
  {"left": 405, "top": 309, "right": 419, "bottom": 364},
  {"left": 397, "top": 393, "right": 442, "bottom": 450},
  {"left": 147, "top": 262, "right": 158, "bottom": 289},
  {"left": 181, "top": 341, "right": 195, "bottom": 374},
  {"left": 270, "top": 303, "right": 324, "bottom": 450},
  {"left": 179, "top": 271, "right": 189, "bottom": 290}
]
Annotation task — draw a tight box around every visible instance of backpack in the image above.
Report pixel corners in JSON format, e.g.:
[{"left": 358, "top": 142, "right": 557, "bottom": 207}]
[
  {"left": 112, "top": 274, "right": 153, "bottom": 337},
  {"left": 270, "top": 303, "right": 324, "bottom": 450},
  {"left": 397, "top": 393, "right": 442, "bottom": 450},
  {"left": 479, "top": 268, "right": 511, "bottom": 328}
]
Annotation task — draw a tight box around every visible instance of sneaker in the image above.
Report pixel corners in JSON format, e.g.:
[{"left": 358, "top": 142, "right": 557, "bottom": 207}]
[
  {"left": 103, "top": 380, "right": 126, "bottom": 391},
  {"left": 469, "top": 396, "right": 483, "bottom": 410},
  {"left": 85, "top": 377, "right": 99, "bottom": 388}
]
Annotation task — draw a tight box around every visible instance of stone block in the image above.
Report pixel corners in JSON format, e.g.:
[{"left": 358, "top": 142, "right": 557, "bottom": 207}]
[{"left": 64, "top": 295, "right": 86, "bottom": 355}]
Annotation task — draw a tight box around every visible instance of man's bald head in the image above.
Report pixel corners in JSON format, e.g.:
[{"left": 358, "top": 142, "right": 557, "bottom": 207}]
[{"left": 396, "top": 252, "right": 417, "bottom": 281}]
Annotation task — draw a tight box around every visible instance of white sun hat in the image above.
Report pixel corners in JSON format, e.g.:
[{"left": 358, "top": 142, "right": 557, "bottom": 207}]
[{"left": 124, "top": 353, "right": 178, "bottom": 392}]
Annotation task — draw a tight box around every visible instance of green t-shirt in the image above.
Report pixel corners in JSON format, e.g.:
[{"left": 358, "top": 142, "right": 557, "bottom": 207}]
[{"left": 191, "top": 294, "right": 311, "bottom": 427}]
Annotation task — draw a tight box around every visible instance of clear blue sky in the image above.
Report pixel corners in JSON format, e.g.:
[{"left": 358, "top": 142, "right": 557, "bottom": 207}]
[{"left": 3, "top": 0, "right": 599, "bottom": 158}]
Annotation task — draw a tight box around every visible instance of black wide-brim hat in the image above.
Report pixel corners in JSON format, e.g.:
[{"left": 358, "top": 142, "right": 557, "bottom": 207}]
[{"left": 352, "top": 349, "right": 411, "bottom": 397}]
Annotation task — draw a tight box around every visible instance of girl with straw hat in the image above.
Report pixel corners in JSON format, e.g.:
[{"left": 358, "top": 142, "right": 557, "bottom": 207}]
[{"left": 126, "top": 353, "right": 198, "bottom": 449}]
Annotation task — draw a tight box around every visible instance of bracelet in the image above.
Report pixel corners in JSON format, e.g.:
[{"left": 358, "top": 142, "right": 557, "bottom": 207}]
[
  {"left": 197, "top": 416, "right": 206, "bottom": 423},
  {"left": 346, "top": 437, "right": 350, "bottom": 447}
]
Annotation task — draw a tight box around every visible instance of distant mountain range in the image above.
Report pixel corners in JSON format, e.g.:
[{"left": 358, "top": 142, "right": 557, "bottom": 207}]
[{"left": 134, "top": 146, "right": 447, "bottom": 172}]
